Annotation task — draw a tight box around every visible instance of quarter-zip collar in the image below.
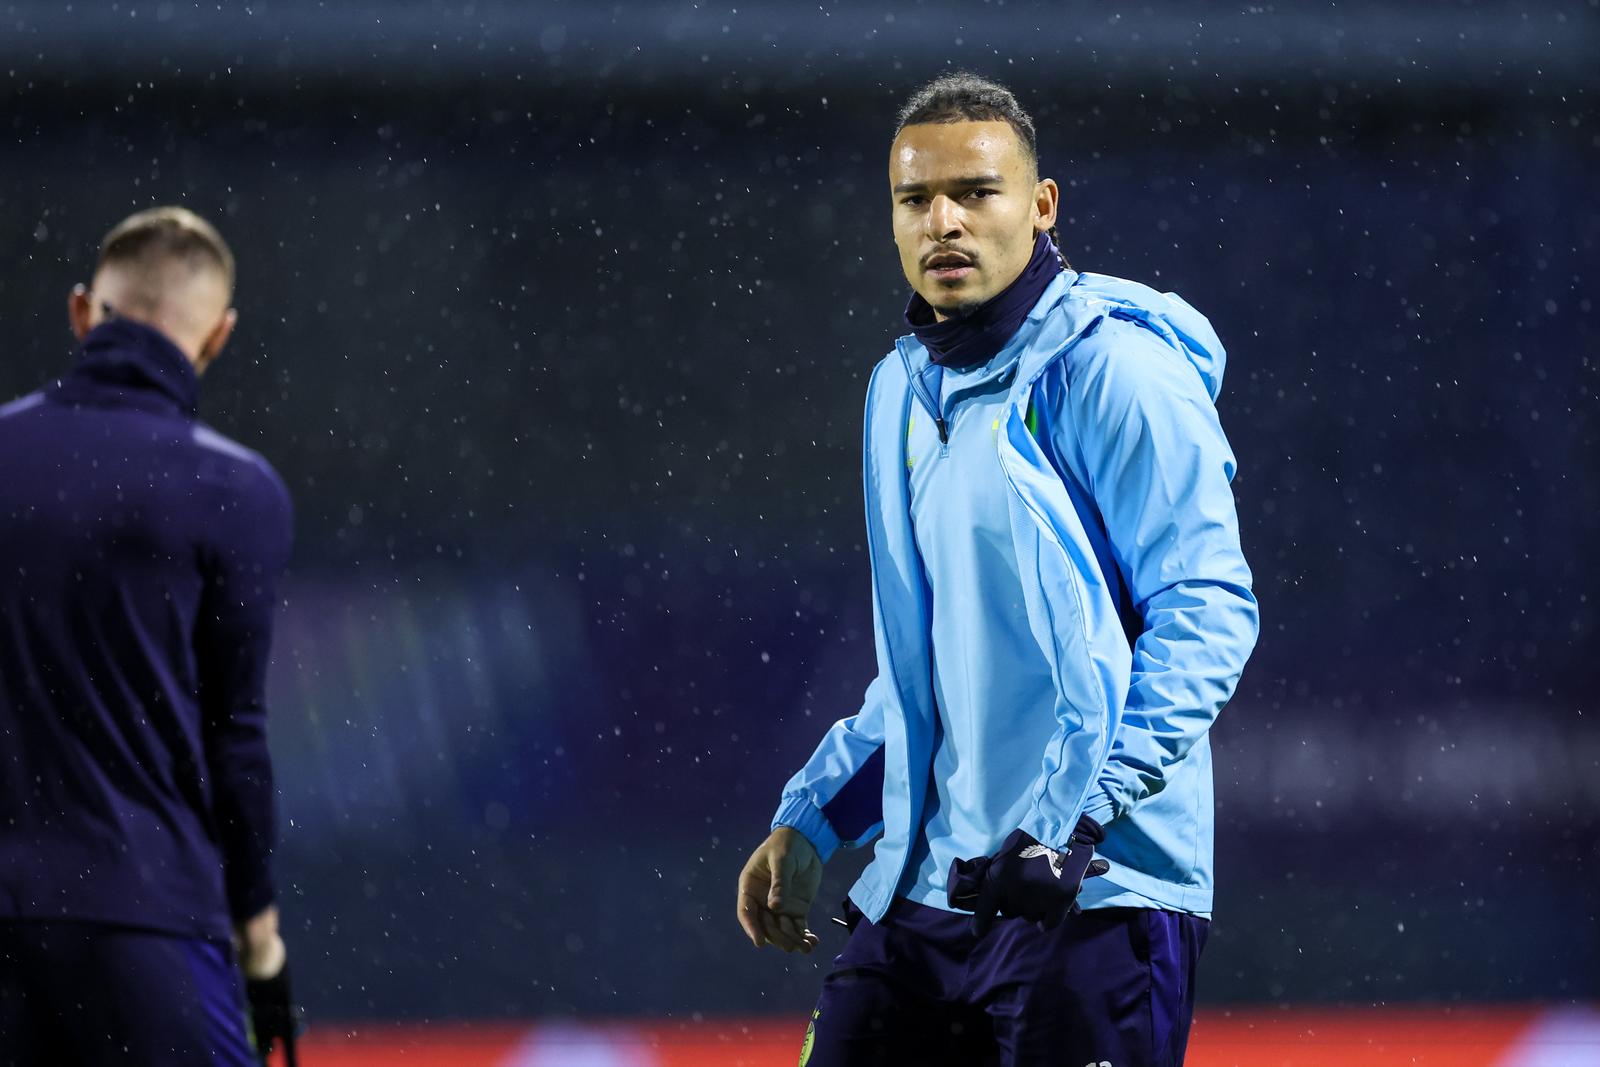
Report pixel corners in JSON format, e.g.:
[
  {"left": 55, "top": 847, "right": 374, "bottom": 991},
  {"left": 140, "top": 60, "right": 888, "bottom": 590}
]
[
  {"left": 51, "top": 318, "right": 201, "bottom": 418},
  {"left": 897, "top": 263, "right": 1078, "bottom": 445}
]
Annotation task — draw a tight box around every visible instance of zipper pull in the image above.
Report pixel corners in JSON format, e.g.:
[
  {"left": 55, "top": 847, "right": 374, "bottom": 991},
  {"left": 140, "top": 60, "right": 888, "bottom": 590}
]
[{"left": 935, "top": 417, "right": 949, "bottom": 444}]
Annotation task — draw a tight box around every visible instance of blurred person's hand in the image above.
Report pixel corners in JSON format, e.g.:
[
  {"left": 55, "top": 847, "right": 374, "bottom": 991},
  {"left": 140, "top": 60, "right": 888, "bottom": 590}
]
[
  {"left": 737, "top": 827, "right": 822, "bottom": 953},
  {"left": 236, "top": 904, "right": 302, "bottom": 1061},
  {"left": 235, "top": 903, "right": 285, "bottom": 980}
]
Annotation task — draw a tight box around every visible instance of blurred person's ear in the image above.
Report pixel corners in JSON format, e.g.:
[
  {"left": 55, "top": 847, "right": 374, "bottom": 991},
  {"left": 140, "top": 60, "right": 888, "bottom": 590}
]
[
  {"left": 67, "top": 283, "right": 94, "bottom": 341},
  {"left": 193, "top": 307, "right": 237, "bottom": 376}
]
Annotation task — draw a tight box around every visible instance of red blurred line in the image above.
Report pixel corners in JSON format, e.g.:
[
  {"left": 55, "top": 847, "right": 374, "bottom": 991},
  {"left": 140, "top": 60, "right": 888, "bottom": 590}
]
[{"left": 291, "top": 1007, "right": 1567, "bottom": 1067}]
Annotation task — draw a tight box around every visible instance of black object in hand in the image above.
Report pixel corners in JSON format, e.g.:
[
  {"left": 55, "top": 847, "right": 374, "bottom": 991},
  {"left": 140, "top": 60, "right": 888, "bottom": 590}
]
[
  {"left": 947, "top": 815, "right": 1110, "bottom": 937},
  {"left": 246, "top": 963, "right": 303, "bottom": 1066}
]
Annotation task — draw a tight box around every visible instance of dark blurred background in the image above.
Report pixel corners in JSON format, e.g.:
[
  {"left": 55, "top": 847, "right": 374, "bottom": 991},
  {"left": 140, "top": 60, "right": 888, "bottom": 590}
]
[{"left": 1, "top": 0, "right": 1595, "bottom": 1023}]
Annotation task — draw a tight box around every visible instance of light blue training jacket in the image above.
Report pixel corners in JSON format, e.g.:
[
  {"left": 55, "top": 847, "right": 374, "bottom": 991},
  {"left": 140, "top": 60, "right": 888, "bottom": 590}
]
[
  {"left": 899, "top": 333, "right": 1065, "bottom": 914},
  {"left": 771, "top": 269, "right": 1259, "bottom": 922}
]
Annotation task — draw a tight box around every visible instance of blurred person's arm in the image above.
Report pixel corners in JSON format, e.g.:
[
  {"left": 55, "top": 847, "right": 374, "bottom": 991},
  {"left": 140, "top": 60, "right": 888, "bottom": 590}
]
[
  {"left": 1039, "top": 325, "right": 1258, "bottom": 832},
  {"left": 738, "top": 677, "right": 888, "bottom": 953},
  {"left": 194, "top": 459, "right": 294, "bottom": 971}
]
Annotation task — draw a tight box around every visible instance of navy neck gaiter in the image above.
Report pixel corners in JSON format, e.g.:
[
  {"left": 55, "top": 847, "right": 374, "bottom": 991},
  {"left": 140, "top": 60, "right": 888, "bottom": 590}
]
[
  {"left": 59, "top": 318, "right": 201, "bottom": 417},
  {"left": 904, "top": 231, "right": 1064, "bottom": 369}
]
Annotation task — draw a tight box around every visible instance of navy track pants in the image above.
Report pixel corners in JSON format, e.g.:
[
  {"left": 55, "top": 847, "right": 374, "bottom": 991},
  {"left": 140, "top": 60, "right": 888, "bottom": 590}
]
[
  {"left": 801, "top": 900, "right": 1207, "bottom": 1067},
  {"left": 0, "top": 920, "right": 256, "bottom": 1066}
]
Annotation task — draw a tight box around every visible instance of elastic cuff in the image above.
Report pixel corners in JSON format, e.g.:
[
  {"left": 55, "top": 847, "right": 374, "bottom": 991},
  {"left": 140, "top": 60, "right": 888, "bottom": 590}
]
[
  {"left": 1019, "top": 786, "right": 1116, "bottom": 853},
  {"left": 771, "top": 794, "right": 841, "bottom": 863},
  {"left": 1080, "top": 787, "right": 1116, "bottom": 829},
  {"left": 1016, "top": 808, "right": 1066, "bottom": 853}
]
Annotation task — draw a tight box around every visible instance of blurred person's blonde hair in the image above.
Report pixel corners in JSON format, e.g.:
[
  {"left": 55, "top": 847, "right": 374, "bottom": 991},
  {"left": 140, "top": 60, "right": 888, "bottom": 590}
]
[{"left": 98, "top": 206, "right": 235, "bottom": 295}]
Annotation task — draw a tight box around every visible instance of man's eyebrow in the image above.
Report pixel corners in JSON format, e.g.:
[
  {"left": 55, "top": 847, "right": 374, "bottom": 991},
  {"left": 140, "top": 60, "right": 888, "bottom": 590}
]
[{"left": 892, "top": 174, "right": 1006, "bottom": 195}]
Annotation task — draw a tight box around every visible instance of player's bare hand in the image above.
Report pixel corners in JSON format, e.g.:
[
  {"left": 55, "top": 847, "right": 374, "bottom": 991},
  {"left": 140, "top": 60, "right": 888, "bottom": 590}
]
[
  {"left": 234, "top": 903, "right": 287, "bottom": 980},
  {"left": 736, "top": 827, "right": 823, "bottom": 954}
]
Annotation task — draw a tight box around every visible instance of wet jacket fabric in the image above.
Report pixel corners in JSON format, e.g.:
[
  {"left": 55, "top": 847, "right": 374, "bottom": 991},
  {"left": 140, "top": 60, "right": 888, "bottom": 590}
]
[
  {"left": 0, "top": 319, "right": 292, "bottom": 940},
  {"left": 772, "top": 270, "right": 1258, "bottom": 921}
]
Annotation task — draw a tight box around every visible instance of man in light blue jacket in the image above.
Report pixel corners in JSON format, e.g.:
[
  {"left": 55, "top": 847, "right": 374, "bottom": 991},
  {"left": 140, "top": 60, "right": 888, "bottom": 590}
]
[{"left": 736, "top": 72, "right": 1258, "bottom": 1067}]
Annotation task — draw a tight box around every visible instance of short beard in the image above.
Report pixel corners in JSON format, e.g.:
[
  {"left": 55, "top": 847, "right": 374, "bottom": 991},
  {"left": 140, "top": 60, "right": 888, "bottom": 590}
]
[{"left": 930, "top": 294, "right": 985, "bottom": 319}]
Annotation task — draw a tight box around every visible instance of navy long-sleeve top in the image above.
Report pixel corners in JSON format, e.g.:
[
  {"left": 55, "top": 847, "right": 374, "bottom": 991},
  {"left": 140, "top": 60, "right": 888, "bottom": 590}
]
[{"left": 0, "top": 319, "right": 292, "bottom": 940}]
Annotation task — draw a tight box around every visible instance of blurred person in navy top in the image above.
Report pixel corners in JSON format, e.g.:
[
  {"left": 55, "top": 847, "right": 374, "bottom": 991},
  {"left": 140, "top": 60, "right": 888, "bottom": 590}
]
[{"left": 0, "top": 207, "right": 292, "bottom": 1065}]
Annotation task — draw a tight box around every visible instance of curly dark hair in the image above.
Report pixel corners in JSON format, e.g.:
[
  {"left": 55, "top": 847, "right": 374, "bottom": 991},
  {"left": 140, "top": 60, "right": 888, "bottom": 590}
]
[{"left": 895, "top": 71, "right": 1038, "bottom": 169}]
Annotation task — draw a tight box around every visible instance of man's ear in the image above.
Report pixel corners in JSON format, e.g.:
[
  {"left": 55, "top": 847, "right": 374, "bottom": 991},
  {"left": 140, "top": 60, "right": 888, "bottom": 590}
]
[
  {"left": 194, "top": 308, "right": 237, "bottom": 376},
  {"left": 68, "top": 284, "right": 94, "bottom": 341},
  {"left": 1032, "top": 177, "right": 1060, "bottom": 232}
]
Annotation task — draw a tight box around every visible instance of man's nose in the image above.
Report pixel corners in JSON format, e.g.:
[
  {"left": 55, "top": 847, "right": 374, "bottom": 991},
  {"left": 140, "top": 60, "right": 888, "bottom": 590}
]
[{"left": 926, "top": 194, "right": 963, "bottom": 241}]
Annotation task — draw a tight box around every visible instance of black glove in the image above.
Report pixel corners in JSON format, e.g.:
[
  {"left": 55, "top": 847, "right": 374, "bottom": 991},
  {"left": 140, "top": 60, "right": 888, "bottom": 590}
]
[
  {"left": 947, "top": 815, "right": 1110, "bottom": 937},
  {"left": 246, "top": 963, "right": 303, "bottom": 1066}
]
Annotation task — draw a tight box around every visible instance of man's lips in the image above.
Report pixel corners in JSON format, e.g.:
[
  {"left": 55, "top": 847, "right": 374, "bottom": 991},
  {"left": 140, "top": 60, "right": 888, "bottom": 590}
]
[{"left": 924, "top": 253, "right": 976, "bottom": 281}]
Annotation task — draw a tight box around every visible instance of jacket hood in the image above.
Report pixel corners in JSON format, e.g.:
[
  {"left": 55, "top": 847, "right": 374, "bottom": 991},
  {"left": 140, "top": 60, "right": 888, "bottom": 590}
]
[{"left": 1068, "top": 272, "right": 1227, "bottom": 401}]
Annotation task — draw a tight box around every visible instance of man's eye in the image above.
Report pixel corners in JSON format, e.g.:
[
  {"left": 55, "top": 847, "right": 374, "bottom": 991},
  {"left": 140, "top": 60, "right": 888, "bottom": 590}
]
[{"left": 967, "top": 189, "right": 996, "bottom": 200}]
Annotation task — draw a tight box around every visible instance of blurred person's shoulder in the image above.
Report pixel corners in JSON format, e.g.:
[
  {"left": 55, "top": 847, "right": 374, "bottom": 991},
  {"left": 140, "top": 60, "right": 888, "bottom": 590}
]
[
  {"left": 0, "top": 390, "right": 50, "bottom": 425},
  {"left": 189, "top": 420, "right": 293, "bottom": 517}
]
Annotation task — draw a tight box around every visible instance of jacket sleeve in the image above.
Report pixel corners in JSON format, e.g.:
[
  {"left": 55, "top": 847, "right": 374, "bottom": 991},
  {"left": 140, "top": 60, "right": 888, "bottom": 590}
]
[
  {"left": 1054, "top": 323, "right": 1259, "bottom": 825},
  {"left": 194, "top": 460, "right": 294, "bottom": 924},
  {"left": 770, "top": 675, "right": 888, "bottom": 863}
]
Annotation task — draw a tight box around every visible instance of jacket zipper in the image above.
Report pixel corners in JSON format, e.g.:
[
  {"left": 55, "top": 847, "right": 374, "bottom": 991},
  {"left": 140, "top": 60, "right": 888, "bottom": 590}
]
[{"left": 897, "top": 342, "right": 949, "bottom": 451}]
